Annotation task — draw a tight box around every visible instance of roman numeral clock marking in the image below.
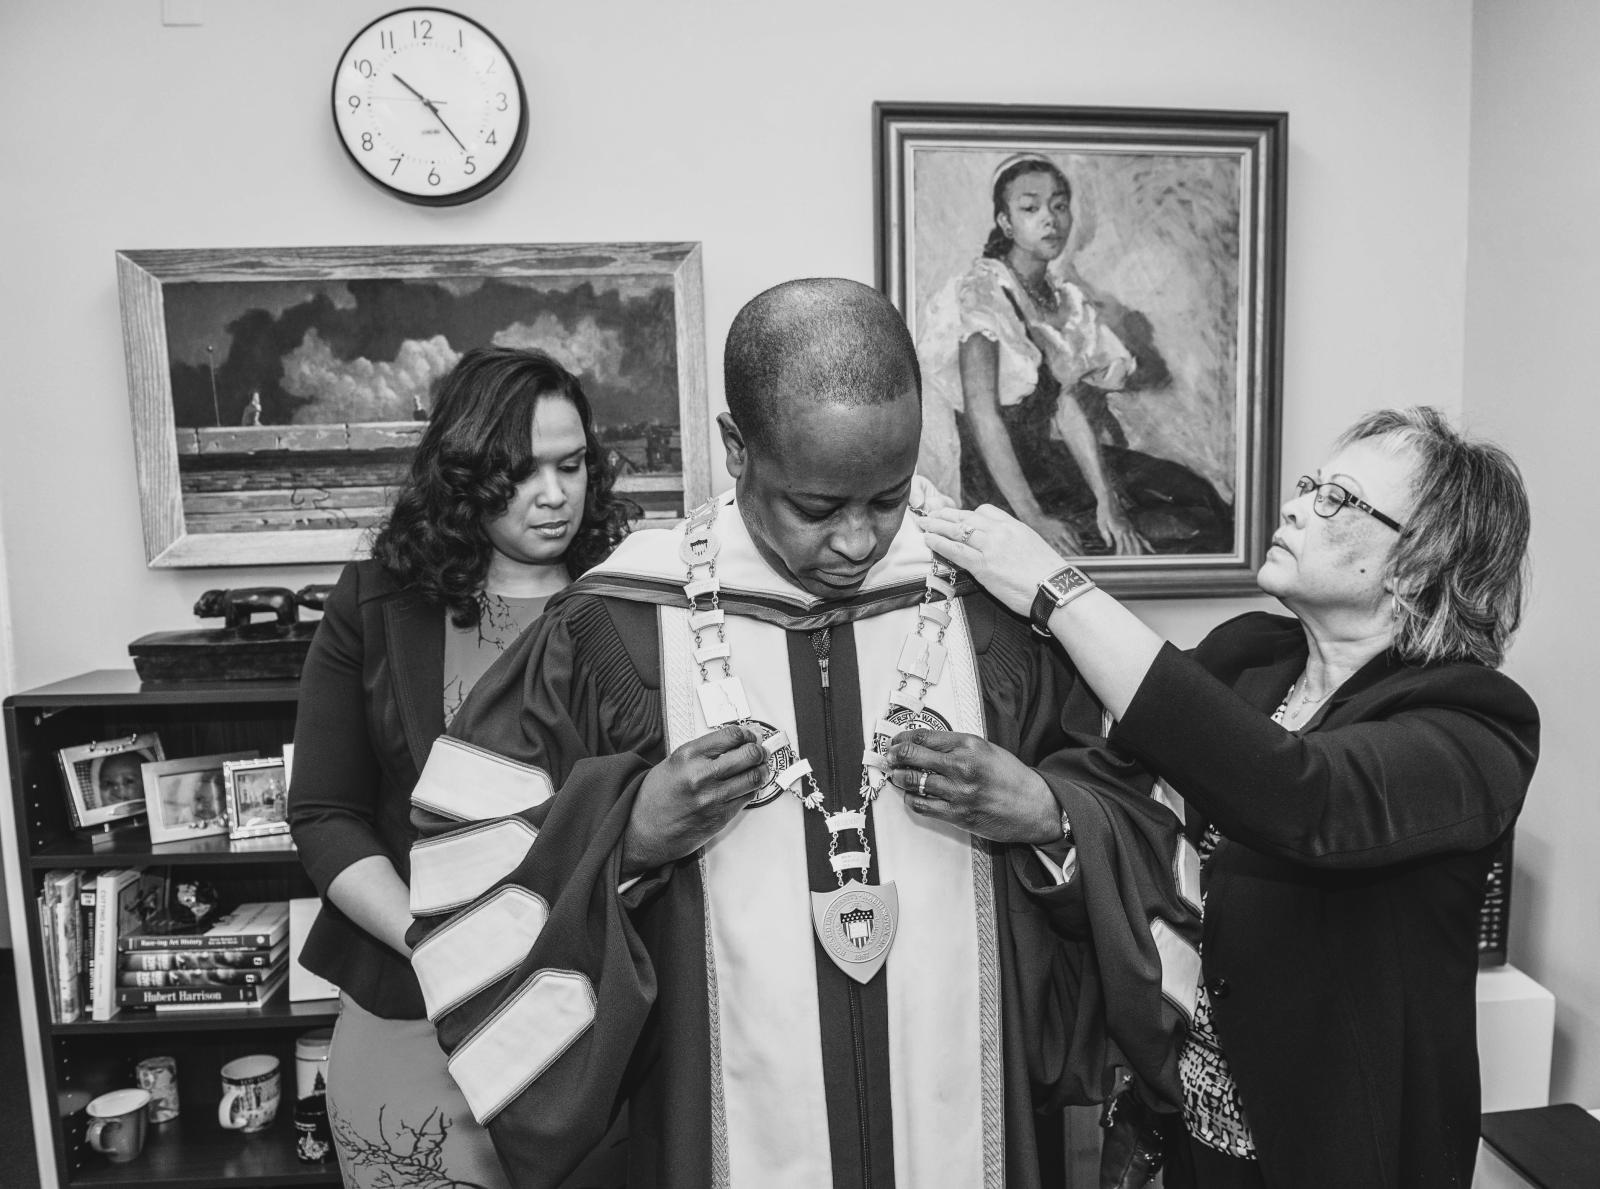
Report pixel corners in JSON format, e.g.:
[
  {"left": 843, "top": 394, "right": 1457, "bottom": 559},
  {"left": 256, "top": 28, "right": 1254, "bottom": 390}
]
[{"left": 331, "top": 8, "right": 528, "bottom": 206}]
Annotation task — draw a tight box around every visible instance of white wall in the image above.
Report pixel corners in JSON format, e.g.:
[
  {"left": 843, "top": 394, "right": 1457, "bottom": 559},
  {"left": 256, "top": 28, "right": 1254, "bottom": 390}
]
[
  {"left": 0, "top": 0, "right": 1474, "bottom": 688},
  {"left": 1466, "top": 0, "right": 1600, "bottom": 1108}
]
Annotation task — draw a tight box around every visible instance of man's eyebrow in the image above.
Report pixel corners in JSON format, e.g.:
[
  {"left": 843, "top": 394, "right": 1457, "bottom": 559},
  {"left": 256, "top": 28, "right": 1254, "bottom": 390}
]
[{"left": 790, "top": 479, "right": 911, "bottom": 502}]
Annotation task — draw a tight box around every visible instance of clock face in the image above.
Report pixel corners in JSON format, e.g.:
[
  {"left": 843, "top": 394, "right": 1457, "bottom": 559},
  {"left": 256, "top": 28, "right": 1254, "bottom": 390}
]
[{"left": 332, "top": 8, "right": 527, "bottom": 205}]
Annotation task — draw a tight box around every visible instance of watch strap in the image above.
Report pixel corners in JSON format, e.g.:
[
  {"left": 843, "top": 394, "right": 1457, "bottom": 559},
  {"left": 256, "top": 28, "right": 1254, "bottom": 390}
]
[{"left": 1030, "top": 565, "right": 1096, "bottom": 636}]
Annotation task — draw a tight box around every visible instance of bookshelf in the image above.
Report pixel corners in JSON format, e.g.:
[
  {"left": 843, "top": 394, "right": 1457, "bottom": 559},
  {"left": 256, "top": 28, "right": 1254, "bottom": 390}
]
[{"left": 4, "top": 671, "right": 340, "bottom": 1188}]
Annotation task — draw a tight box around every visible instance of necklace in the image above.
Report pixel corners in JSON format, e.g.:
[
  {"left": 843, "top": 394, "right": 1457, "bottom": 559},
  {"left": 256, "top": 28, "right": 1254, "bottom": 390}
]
[
  {"left": 1006, "top": 261, "right": 1058, "bottom": 312},
  {"left": 1277, "top": 675, "right": 1332, "bottom": 726},
  {"left": 678, "top": 498, "right": 958, "bottom": 984}
]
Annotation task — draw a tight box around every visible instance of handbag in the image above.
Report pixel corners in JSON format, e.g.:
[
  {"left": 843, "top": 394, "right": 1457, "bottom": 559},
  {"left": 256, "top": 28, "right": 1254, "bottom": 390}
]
[{"left": 1098, "top": 1072, "right": 1171, "bottom": 1189}]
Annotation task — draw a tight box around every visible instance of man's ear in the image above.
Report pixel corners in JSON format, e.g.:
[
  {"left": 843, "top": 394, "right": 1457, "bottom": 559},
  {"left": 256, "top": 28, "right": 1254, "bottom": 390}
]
[{"left": 717, "top": 412, "right": 748, "bottom": 479}]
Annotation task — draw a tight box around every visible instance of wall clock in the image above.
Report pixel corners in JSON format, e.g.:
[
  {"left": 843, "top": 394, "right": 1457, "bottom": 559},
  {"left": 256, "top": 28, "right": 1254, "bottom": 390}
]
[{"left": 332, "top": 8, "right": 528, "bottom": 206}]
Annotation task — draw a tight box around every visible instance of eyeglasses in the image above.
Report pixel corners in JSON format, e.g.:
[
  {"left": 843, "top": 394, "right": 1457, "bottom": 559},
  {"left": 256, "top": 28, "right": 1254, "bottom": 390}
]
[{"left": 1293, "top": 476, "right": 1403, "bottom": 532}]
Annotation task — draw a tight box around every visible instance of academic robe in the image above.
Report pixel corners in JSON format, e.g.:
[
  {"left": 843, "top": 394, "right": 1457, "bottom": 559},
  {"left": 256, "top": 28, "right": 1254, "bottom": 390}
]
[{"left": 405, "top": 493, "right": 1201, "bottom": 1189}]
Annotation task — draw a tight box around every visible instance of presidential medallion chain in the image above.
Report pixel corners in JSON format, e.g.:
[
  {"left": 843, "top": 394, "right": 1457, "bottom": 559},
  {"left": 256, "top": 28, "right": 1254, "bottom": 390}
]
[{"left": 677, "top": 499, "right": 958, "bottom": 982}]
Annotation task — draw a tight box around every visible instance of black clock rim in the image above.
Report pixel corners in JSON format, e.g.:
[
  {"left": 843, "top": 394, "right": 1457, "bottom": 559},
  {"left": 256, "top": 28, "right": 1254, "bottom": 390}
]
[{"left": 330, "top": 6, "right": 529, "bottom": 206}]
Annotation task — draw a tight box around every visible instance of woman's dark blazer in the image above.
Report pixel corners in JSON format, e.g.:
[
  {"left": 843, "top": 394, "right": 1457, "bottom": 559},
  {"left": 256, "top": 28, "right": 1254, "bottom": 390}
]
[
  {"left": 1107, "top": 612, "right": 1538, "bottom": 1189},
  {"left": 288, "top": 559, "right": 446, "bottom": 1020}
]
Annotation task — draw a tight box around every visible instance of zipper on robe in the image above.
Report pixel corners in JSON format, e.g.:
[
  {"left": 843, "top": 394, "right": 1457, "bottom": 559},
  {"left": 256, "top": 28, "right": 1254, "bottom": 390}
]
[{"left": 811, "top": 627, "right": 874, "bottom": 1189}]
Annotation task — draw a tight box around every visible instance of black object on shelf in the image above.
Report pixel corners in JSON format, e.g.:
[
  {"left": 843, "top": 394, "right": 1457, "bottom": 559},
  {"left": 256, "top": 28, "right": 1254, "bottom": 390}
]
[
  {"left": 1480, "top": 1103, "right": 1600, "bottom": 1189},
  {"left": 127, "top": 624, "right": 318, "bottom": 684},
  {"left": 127, "top": 586, "right": 329, "bottom": 683}
]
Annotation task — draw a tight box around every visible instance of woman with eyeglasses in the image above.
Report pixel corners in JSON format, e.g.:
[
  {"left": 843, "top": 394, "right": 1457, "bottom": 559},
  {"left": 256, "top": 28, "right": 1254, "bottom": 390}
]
[{"left": 908, "top": 407, "right": 1539, "bottom": 1188}]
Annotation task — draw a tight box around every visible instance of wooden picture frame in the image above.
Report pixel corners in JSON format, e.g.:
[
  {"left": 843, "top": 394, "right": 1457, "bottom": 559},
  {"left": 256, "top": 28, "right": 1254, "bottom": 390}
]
[
  {"left": 116, "top": 242, "right": 710, "bottom": 567},
  {"left": 56, "top": 734, "right": 166, "bottom": 831},
  {"left": 222, "top": 757, "right": 291, "bottom": 841},
  {"left": 141, "top": 751, "right": 257, "bottom": 845},
  {"left": 876, "top": 103, "right": 1286, "bottom": 596}
]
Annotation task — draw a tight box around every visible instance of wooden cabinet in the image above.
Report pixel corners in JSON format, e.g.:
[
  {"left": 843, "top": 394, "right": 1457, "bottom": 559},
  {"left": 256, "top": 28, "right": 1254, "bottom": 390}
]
[{"left": 4, "top": 671, "right": 340, "bottom": 1188}]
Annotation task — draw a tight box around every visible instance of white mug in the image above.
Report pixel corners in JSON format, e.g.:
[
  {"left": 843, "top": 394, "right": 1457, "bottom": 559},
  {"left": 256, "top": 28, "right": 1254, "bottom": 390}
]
[
  {"left": 86, "top": 1088, "right": 151, "bottom": 1163},
  {"left": 218, "top": 1054, "right": 281, "bottom": 1133}
]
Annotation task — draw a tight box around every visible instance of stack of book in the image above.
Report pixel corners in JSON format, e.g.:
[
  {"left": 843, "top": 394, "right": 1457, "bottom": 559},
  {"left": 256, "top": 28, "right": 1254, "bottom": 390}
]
[{"left": 115, "top": 902, "right": 290, "bottom": 1012}]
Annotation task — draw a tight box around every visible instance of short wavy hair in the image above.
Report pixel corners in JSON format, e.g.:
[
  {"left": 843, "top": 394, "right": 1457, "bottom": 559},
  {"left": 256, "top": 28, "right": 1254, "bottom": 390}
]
[
  {"left": 370, "top": 347, "right": 634, "bottom": 627},
  {"left": 1340, "top": 407, "right": 1530, "bottom": 668}
]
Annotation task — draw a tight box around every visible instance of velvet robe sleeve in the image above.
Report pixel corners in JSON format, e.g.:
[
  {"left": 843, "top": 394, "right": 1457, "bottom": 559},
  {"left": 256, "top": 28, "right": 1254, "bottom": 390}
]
[
  {"left": 1110, "top": 634, "right": 1540, "bottom": 868},
  {"left": 970, "top": 600, "right": 1200, "bottom": 1115},
  {"left": 404, "top": 594, "right": 668, "bottom": 1187}
]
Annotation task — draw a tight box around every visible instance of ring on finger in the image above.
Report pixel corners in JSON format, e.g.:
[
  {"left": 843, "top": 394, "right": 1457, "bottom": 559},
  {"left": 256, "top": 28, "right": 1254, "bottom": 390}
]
[
  {"left": 914, "top": 769, "right": 929, "bottom": 796},
  {"left": 959, "top": 519, "right": 976, "bottom": 544}
]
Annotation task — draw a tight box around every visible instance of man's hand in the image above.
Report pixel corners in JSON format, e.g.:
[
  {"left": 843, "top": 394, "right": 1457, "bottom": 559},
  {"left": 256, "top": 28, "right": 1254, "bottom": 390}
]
[
  {"left": 886, "top": 730, "right": 1060, "bottom": 845},
  {"left": 622, "top": 725, "right": 768, "bottom": 876}
]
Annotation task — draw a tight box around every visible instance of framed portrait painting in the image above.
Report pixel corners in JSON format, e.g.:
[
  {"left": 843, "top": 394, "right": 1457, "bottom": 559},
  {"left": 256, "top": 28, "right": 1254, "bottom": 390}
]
[
  {"left": 116, "top": 242, "right": 709, "bottom": 567},
  {"left": 875, "top": 103, "right": 1286, "bottom": 596}
]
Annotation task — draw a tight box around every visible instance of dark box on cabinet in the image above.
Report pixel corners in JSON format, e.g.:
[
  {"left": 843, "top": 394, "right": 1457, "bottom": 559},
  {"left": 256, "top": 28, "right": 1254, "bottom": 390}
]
[{"left": 128, "top": 624, "right": 317, "bottom": 683}]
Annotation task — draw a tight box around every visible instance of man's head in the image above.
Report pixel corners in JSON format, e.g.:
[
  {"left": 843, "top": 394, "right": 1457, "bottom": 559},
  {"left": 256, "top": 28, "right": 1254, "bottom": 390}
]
[{"left": 719, "top": 278, "right": 923, "bottom": 599}]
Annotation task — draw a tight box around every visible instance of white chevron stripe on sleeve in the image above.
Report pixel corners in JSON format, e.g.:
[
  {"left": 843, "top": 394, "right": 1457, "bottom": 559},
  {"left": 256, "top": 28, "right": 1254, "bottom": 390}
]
[
  {"left": 411, "top": 735, "right": 555, "bottom": 822},
  {"left": 411, "top": 885, "right": 550, "bottom": 1020},
  {"left": 1151, "top": 915, "right": 1201, "bottom": 1022},
  {"left": 448, "top": 968, "right": 597, "bottom": 1125},
  {"left": 410, "top": 818, "right": 538, "bottom": 915}
]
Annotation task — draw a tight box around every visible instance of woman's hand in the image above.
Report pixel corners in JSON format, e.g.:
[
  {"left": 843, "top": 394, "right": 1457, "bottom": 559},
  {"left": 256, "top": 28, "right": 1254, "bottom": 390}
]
[
  {"left": 886, "top": 730, "right": 1059, "bottom": 845},
  {"left": 922, "top": 504, "right": 1066, "bottom": 617},
  {"left": 909, "top": 474, "right": 957, "bottom": 516},
  {"left": 1095, "top": 497, "right": 1151, "bottom": 555}
]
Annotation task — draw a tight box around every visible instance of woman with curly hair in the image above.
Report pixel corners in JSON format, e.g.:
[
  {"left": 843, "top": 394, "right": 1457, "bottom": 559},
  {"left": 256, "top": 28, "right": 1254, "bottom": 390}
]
[{"left": 288, "top": 346, "right": 632, "bottom": 1189}]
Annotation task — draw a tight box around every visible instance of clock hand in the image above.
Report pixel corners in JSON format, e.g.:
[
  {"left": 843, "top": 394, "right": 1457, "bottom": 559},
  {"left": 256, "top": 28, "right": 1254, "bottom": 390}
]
[{"left": 390, "top": 72, "right": 469, "bottom": 154}]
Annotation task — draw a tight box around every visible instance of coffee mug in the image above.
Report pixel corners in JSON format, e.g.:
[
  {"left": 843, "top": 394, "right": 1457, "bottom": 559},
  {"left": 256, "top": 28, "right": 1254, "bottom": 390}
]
[
  {"left": 218, "top": 1055, "right": 281, "bottom": 1133},
  {"left": 86, "top": 1088, "right": 151, "bottom": 1163}
]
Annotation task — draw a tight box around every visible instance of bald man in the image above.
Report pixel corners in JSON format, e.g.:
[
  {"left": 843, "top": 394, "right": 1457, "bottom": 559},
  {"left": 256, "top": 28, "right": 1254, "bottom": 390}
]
[{"left": 405, "top": 279, "right": 1198, "bottom": 1188}]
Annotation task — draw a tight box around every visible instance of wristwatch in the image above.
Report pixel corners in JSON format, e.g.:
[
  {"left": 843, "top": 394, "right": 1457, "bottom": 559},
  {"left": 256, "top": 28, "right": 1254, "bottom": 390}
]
[{"left": 1030, "top": 565, "right": 1095, "bottom": 637}]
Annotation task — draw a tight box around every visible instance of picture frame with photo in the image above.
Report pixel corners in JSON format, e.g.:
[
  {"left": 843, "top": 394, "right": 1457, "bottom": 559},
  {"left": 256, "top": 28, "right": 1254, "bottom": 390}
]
[
  {"left": 223, "top": 757, "right": 291, "bottom": 841},
  {"left": 115, "top": 242, "right": 709, "bottom": 567},
  {"left": 875, "top": 102, "right": 1286, "bottom": 596},
  {"left": 56, "top": 734, "right": 166, "bottom": 830},
  {"left": 141, "top": 752, "right": 258, "bottom": 845}
]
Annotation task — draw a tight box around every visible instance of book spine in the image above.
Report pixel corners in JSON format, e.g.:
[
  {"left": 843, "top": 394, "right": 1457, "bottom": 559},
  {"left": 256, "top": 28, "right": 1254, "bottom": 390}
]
[
  {"left": 117, "top": 967, "right": 275, "bottom": 988},
  {"left": 37, "top": 895, "right": 59, "bottom": 1024},
  {"left": 53, "top": 882, "right": 82, "bottom": 1023},
  {"left": 121, "top": 949, "right": 277, "bottom": 971},
  {"left": 119, "top": 932, "right": 277, "bottom": 952},
  {"left": 79, "top": 886, "right": 98, "bottom": 1012},
  {"left": 90, "top": 872, "right": 119, "bottom": 1021},
  {"left": 116, "top": 976, "right": 280, "bottom": 1007}
]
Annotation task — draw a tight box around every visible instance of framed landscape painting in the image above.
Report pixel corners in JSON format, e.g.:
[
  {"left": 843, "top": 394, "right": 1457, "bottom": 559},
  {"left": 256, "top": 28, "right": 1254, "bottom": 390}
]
[
  {"left": 875, "top": 103, "right": 1286, "bottom": 596},
  {"left": 116, "top": 242, "right": 709, "bottom": 567}
]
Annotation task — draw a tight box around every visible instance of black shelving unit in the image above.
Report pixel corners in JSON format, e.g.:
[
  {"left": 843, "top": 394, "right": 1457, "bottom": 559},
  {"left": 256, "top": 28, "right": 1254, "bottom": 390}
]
[{"left": 5, "top": 671, "right": 341, "bottom": 1187}]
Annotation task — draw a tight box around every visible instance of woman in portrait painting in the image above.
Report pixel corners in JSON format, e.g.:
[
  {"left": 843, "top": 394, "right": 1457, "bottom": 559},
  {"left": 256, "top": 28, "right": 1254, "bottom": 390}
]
[{"left": 917, "top": 153, "right": 1233, "bottom": 556}]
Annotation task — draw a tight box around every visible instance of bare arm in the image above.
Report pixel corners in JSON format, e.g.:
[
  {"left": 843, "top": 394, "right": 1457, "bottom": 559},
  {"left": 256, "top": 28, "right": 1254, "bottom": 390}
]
[
  {"left": 958, "top": 334, "right": 1082, "bottom": 555},
  {"left": 922, "top": 504, "right": 1162, "bottom": 718},
  {"left": 325, "top": 855, "right": 414, "bottom": 957}
]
